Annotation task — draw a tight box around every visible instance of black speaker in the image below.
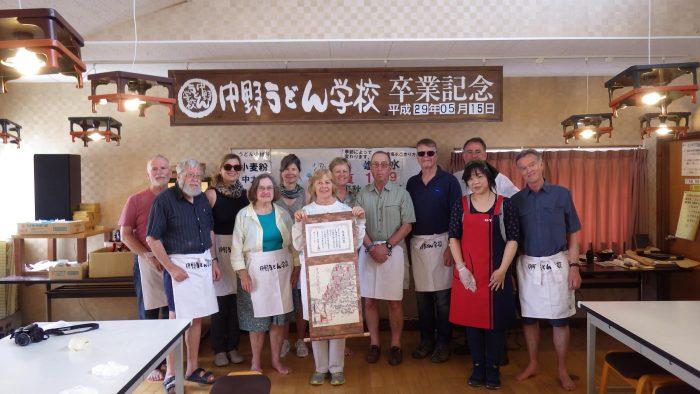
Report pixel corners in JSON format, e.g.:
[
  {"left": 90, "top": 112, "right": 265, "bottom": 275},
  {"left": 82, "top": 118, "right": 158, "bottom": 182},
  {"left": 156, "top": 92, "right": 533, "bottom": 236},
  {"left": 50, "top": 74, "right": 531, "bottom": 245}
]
[{"left": 34, "top": 154, "right": 81, "bottom": 220}]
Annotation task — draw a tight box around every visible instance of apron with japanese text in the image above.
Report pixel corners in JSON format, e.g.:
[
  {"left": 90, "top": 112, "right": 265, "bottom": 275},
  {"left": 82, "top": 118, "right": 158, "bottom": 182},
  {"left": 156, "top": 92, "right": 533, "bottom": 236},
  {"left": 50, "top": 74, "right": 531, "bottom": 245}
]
[
  {"left": 359, "top": 243, "right": 405, "bottom": 301},
  {"left": 516, "top": 252, "right": 576, "bottom": 319},
  {"left": 247, "top": 249, "right": 294, "bottom": 318},
  {"left": 137, "top": 253, "right": 168, "bottom": 310},
  {"left": 214, "top": 234, "right": 237, "bottom": 296},
  {"left": 410, "top": 233, "right": 452, "bottom": 292},
  {"left": 168, "top": 250, "right": 219, "bottom": 320}
]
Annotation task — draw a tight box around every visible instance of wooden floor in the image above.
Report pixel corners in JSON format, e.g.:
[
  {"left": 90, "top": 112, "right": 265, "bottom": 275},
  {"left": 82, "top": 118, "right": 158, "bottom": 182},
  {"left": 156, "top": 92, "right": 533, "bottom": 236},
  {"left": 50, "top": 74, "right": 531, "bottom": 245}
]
[{"left": 135, "top": 325, "right": 628, "bottom": 393}]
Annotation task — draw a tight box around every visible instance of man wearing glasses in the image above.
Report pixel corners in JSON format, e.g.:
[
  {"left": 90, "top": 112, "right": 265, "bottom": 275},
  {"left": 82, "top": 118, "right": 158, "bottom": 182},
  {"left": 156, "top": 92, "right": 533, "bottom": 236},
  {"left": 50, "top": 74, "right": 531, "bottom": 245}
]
[
  {"left": 356, "top": 150, "right": 415, "bottom": 366},
  {"left": 454, "top": 137, "right": 519, "bottom": 197},
  {"left": 405, "top": 139, "right": 461, "bottom": 363},
  {"left": 147, "top": 158, "right": 221, "bottom": 390}
]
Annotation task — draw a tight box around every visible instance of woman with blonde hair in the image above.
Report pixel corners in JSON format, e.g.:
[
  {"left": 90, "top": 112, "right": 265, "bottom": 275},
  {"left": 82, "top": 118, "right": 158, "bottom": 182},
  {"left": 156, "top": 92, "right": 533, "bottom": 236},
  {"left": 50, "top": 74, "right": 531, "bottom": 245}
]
[
  {"left": 329, "top": 157, "right": 356, "bottom": 206},
  {"left": 292, "top": 168, "right": 366, "bottom": 386}
]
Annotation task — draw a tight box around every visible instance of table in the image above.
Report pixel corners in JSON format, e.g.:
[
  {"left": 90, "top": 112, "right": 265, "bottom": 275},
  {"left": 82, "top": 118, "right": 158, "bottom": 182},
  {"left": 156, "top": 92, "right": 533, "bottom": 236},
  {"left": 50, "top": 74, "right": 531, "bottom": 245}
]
[
  {"left": 12, "top": 226, "right": 114, "bottom": 276},
  {"left": 579, "top": 263, "right": 690, "bottom": 300},
  {"left": 579, "top": 301, "right": 700, "bottom": 394},
  {"left": 0, "top": 319, "right": 190, "bottom": 394},
  {"left": 0, "top": 275, "right": 134, "bottom": 321}
]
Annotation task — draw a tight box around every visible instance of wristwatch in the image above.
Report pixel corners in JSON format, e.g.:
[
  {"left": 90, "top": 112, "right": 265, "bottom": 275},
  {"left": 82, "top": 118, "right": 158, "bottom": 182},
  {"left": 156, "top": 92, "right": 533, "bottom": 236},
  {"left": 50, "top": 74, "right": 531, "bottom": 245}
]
[
  {"left": 385, "top": 242, "right": 393, "bottom": 256},
  {"left": 364, "top": 244, "right": 375, "bottom": 254}
]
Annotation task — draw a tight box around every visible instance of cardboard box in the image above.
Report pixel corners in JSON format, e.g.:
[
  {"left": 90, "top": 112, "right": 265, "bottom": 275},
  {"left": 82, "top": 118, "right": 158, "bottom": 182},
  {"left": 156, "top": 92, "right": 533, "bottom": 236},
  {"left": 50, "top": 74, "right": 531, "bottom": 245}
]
[
  {"left": 49, "top": 262, "right": 87, "bottom": 280},
  {"left": 17, "top": 220, "right": 86, "bottom": 235},
  {"left": 88, "top": 248, "right": 134, "bottom": 278}
]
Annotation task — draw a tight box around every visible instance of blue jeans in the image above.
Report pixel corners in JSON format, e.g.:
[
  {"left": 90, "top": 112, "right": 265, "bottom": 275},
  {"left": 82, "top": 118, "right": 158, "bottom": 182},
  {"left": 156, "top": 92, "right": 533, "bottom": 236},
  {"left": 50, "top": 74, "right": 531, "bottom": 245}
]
[
  {"left": 415, "top": 288, "right": 452, "bottom": 346},
  {"left": 134, "top": 256, "right": 168, "bottom": 320}
]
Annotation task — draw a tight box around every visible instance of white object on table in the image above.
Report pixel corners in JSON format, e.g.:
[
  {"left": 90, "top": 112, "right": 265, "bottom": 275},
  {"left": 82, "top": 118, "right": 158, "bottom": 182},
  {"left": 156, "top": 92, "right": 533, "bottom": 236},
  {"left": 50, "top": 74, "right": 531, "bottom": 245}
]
[
  {"left": 0, "top": 319, "right": 190, "bottom": 394},
  {"left": 579, "top": 301, "right": 700, "bottom": 394}
]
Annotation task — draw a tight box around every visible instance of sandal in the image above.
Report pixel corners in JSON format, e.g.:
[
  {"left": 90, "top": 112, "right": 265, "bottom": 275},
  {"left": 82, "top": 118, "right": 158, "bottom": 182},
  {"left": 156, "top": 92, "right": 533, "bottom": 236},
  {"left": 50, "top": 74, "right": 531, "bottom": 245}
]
[
  {"left": 162, "top": 375, "right": 175, "bottom": 394},
  {"left": 186, "top": 367, "right": 216, "bottom": 385}
]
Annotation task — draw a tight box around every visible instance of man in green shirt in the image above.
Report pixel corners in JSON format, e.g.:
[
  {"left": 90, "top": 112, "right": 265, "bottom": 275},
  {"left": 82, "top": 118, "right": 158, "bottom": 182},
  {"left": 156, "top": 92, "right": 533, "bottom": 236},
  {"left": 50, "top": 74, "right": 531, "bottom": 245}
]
[{"left": 356, "top": 150, "right": 416, "bottom": 366}]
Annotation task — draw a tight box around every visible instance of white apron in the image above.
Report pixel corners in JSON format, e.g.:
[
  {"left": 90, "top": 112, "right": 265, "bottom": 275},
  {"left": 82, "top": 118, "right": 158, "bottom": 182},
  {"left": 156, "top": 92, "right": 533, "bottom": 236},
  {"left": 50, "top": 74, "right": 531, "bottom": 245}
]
[
  {"left": 214, "top": 234, "right": 236, "bottom": 297},
  {"left": 359, "top": 243, "right": 405, "bottom": 301},
  {"left": 410, "top": 233, "right": 452, "bottom": 292},
  {"left": 137, "top": 253, "right": 168, "bottom": 310},
  {"left": 168, "top": 250, "right": 219, "bottom": 320},
  {"left": 516, "top": 252, "right": 576, "bottom": 319},
  {"left": 247, "top": 249, "right": 293, "bottom": 318}
]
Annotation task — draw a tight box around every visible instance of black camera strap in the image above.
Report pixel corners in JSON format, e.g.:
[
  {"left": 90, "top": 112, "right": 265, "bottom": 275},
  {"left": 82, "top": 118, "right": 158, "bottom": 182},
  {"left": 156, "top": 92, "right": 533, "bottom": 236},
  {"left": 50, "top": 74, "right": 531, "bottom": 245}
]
[{"left": 44, "top": 323, "right": 100, "bottom": 336}]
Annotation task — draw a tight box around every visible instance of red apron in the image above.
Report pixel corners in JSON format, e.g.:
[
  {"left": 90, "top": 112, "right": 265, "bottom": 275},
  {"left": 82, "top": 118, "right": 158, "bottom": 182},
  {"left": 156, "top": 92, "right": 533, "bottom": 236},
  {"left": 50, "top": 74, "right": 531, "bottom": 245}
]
[{"left": 449, "top": 195, "right": 504, "bottom": 329}]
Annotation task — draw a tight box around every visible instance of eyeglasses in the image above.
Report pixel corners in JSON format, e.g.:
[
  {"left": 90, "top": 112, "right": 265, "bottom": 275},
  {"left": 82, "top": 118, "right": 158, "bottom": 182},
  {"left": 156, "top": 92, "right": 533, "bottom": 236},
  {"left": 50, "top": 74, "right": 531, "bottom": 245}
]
[
  {"left": 370, "top": 162, "right": 390, "bottom": 169},
  {"left": 184, "top": 173, "right": 202, "bottom": 180},
  {"left": 223, "top": 164, "right": 242, "bottom": 171},
  {"left": 417, "top": 151, "right": 436, "bottom": 157}
]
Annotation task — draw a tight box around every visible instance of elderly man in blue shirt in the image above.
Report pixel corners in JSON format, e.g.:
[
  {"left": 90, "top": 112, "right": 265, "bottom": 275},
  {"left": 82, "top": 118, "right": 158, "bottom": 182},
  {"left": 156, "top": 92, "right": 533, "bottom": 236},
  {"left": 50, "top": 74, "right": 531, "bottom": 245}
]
[
  {"left": 147, "top": 158, "right": 222, "bottom": 392},
  {"left": 406, "top": 138, "right": 462, "bottom": 363},
  {"left": 510, "top": 149, "right": 581, "bottom": 391}
]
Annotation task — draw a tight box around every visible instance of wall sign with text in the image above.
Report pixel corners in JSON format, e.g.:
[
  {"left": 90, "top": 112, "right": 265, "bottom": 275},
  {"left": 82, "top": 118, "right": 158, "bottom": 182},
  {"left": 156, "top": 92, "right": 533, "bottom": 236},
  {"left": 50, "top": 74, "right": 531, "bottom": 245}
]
[{"left": 169, "top": 67, "right": 502, "bottom": 125}]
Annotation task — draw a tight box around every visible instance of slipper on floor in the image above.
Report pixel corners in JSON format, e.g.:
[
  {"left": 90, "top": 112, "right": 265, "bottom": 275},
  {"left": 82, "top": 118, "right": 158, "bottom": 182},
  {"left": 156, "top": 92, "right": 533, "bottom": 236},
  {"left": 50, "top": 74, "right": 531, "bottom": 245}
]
[
  {"left": 162, "top": 375, "right": 175, "bottom": 394},
  {"left": 186, "top": 368, "right": 216, "bottom": 385}
]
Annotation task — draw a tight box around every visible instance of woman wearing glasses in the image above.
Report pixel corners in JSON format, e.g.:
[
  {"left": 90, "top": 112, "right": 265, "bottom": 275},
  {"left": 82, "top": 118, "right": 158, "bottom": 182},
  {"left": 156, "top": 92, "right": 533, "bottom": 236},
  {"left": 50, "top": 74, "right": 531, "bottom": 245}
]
[
  {"left": 232, "top": 174, "right": 300, "bottom": 374},
  {"left": 205, "top": 153, "right": 248, "bottom": 367}
]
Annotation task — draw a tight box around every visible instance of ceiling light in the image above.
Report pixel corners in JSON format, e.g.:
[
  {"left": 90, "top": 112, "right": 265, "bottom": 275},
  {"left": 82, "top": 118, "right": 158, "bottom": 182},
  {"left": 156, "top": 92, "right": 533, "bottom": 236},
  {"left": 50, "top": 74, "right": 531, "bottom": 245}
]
[
  {"left": 1, "top": 48, "right": 46, "bottom": 76},
  {"left": 69, "top": 117, "right": 122, "bottom": 147},
  {"left": 1, "top": 118, "right": 22, "bottom": 148},
  {"left": 0, "top": 8, "right": 86, "bottom": 93},
  {"left": 561, "top": 113, "right": 614, "bottom": 144},
  {"left": 641, "top": 91, "right": 666, "bottom": 106},
  {"left": 87, "top": 71, "right": 175, "bottom": 117},
  {"left": 640, "top": 112, "right": 690, "bottom": 139}
]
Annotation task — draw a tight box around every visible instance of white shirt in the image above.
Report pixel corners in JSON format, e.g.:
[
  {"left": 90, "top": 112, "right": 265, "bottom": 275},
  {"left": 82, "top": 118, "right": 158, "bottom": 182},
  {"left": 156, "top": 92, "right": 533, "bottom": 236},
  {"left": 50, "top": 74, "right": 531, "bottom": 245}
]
[{"left": 453, "top": 170, "right": 519, "bottom": 198}]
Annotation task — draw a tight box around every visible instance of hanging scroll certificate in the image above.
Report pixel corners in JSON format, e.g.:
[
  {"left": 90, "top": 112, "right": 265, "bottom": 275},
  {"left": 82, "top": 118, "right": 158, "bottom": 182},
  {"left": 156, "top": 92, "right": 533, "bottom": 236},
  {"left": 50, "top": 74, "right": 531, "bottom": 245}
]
[{"left": 303, "top": 211, "right": 364, "bottom": 340}]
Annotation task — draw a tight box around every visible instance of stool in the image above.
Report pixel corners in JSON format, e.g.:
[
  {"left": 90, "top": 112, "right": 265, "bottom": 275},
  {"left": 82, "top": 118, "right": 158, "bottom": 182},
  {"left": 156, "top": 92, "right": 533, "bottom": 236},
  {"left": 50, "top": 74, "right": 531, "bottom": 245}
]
[
  {"left": 653, "top": 381, "right": 700, "bottom": 394},
  {"left": 210, "top": 371, "right": 271, "bottom": 394},
  {"left": 600, "top": 351, "right": 673, "bottom": 394}
]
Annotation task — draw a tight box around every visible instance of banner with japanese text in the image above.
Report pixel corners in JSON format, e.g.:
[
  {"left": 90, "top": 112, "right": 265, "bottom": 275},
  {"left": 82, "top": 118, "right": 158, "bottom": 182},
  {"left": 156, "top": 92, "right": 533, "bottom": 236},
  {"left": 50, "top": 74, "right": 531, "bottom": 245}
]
[{"left": 171, "top": 67, "right": 502, "bottom": 125}]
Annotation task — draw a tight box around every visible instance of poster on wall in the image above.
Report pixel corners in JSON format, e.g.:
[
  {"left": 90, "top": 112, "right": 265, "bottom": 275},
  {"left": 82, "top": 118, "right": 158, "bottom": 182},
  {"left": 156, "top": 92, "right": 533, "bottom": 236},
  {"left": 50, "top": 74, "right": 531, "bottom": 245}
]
[
  {"left": 682, "top": 141, "right": 700, "bottom": 177},
  {"left": 170, "top": 67, "right": 503, "bottom": 125},
  {"left": 231, "top": 147, "right": 421, "bottom": 192},
  {"left": 230, "top": 149, "right": 272, "bottom": 189},
  {"left": 676, "top": 191, "right": 700, "bottom": 241}
]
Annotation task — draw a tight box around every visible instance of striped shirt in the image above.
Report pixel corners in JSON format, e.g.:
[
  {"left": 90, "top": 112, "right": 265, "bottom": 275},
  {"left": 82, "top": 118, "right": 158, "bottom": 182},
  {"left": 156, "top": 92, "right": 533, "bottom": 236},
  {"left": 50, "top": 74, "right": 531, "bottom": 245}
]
[{"left": 146, "top": 184, "right": 213, "bottom": 255}]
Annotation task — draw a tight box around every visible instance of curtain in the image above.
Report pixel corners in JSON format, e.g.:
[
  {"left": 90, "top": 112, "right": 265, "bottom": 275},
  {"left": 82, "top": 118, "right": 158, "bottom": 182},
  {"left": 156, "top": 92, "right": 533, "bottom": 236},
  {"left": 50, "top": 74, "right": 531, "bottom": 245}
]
[{"left": 449, "top": 149, "right": 648, "bottom": 253}]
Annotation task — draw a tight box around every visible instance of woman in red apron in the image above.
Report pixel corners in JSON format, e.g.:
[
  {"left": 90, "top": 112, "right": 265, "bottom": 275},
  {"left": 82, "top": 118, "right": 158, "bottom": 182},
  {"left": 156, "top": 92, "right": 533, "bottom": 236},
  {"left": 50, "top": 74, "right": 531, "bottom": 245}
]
[{"left": 448, "top": 161, "right": 519, "bottom": 390}]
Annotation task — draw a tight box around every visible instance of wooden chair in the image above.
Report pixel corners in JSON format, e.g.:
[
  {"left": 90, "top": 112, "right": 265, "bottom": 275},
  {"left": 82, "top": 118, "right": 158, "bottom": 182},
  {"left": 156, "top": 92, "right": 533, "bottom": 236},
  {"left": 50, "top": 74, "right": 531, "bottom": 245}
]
[
  {"left": 599, "top": 351, "right": 678, "bottom": 394},
  {"left": 652, "top": 380, "right": 699, "bottom": 394},
  {"left": 210, "top": 371, "right": 271, "bottom": 394}
]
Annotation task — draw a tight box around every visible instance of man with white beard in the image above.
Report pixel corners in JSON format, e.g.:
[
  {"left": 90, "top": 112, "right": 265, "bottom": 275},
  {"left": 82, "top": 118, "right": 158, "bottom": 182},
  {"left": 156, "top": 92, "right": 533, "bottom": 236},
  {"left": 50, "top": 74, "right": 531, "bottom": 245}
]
[{"left": 147, "top": 158, "right": 221, "bottom": 392}]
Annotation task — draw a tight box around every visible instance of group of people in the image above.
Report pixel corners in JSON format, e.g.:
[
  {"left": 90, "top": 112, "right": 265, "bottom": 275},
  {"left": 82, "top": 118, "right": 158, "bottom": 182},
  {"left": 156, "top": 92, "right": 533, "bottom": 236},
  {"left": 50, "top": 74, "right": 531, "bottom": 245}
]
[{"left": 118, "top": 136, "right": 583, "bottom": 393}]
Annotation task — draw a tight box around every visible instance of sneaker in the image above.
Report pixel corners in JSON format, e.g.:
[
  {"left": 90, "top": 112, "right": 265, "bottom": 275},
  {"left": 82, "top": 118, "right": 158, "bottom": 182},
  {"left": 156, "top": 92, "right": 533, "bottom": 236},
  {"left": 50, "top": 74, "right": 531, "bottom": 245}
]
[
  {"left": 388, "top": 346, "right": 403, "bottom": 366},
  {"left": 485, "top": 366, "right": 501, "bottom": 390},
  {"left": 365, "top": 345, "right": 381, "bottom": 364},
  {"left": 468, "top": 363, "right": 486, "bottom": 387},
  {"left": 430, "top": 344, "right": 451, "bottom": 363},
  {"left": 330, "top": 372, "right": 345, "bottom": 386},
  {"left": 214, "top": 352, "right": 229, "bottom": 367},
  {"left": 411, "top": 341, "right": 434, "bottom": 359},
  {"left": 309, "top": 371, "right": 326, "bottom": 385},
  {"left": 280, "top": 339, "right": 291, "bottom": 358},
  {"left": 227, "top": 349, "right": 244, "bottom": 364},
  {"left": 295, "top": 339, "right": 309, "bottom": 358}
]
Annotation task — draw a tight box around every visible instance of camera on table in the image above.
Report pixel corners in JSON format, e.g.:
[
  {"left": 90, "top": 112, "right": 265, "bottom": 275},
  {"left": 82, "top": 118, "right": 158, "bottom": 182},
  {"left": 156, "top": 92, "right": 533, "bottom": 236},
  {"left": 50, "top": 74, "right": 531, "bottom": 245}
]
[{"left": 10, "top": 323, "right": 48, "bottom": 346}]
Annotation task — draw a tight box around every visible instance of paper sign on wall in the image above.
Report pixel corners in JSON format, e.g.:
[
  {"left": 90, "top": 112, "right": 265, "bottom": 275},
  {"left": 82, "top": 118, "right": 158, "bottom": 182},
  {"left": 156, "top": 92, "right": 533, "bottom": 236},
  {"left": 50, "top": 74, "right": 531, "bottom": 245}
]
[
  {"left": 682, "top": 141, "right": 700, "bottom": 177},
  {"left": 676, "top": 191, "right": 700, "bottom": 241}
]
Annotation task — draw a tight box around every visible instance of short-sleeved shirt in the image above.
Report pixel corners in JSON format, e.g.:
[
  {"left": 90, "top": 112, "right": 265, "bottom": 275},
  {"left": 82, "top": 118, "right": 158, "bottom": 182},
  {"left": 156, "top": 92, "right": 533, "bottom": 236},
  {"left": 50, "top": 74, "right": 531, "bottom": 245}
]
[
  {"left": 510, "top": 181, "right": 581, "bottom": 257},
  {"left": 118, "top": 189, "right": 159, "bottom": 249},
  {"left": 356, "top": 181, "right": 416, "bottom": 242},
  {"left": 448, "top": 196, "right": 520, "bottom": 241},
  {"left": 146, "top": 184, "right": 214, "bottom": 255},
  {"left": 406, "top": 167, "right": 462, "bottom": 235}
]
